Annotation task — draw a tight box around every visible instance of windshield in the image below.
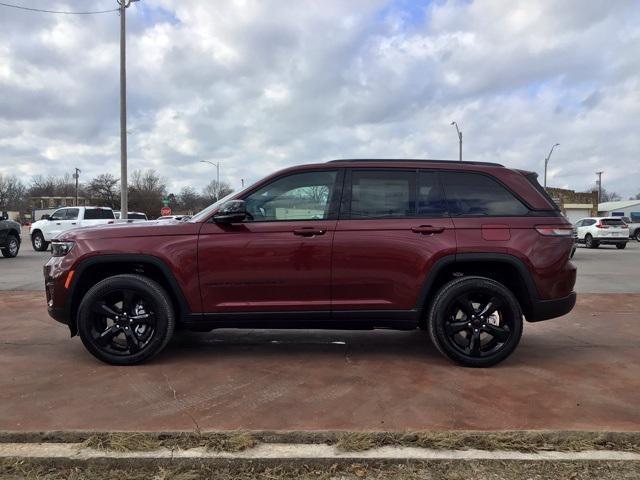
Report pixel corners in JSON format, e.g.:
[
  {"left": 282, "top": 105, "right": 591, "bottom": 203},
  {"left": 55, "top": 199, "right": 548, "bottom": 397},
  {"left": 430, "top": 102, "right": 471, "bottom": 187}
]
[{"left": 189, "top": 192, "right": 237, "bottom": 222}]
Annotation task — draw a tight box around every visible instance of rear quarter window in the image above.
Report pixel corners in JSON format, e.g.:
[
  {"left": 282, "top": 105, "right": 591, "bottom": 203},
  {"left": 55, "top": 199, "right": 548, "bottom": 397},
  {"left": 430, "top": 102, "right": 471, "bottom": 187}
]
[
  {"left": 441, "top": 171, "right": 529, "bottom": 216},
  {"left": 84, "top": 209, "right": 115, "bottom": 220}
]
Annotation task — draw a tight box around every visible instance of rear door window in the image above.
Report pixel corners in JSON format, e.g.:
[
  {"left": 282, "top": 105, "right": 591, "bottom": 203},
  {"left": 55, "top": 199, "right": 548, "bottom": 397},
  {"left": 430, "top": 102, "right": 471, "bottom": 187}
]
[
  {"left": 349, "top": 170, "right": 416, "bottom": 218},
  {"left": 418, "top": 170, "right": 447, "bottom": 217},
  {"left": 441, "top": 172, "right": 529, "bottom": 216},
  {"left": 84, "top": 208, "right": 115, "bottom": 220}
]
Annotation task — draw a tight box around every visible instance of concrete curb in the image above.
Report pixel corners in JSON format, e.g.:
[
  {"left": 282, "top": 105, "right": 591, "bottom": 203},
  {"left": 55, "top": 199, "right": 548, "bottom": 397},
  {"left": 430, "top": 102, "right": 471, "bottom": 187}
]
[{"left": 2, "top": 442, "right": 640, "bottom": 466}]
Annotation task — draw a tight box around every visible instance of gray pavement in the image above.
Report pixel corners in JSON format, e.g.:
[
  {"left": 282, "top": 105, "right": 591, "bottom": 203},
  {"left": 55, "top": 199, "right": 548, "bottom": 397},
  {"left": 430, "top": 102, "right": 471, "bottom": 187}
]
[{"left": 1, "top": 229, "right": 638, "bottom": 293}]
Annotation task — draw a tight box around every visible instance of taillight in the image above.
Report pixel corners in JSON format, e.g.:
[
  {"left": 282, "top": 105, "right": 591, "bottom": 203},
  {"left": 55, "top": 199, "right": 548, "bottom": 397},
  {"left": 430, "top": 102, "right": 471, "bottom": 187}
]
[
  {"left": 621, "top": 224, "right": 629, "bottom": 229},
  {"left": 595, "top": 222, "right": 608, "bottom": 229},
  {"left": 535, "top": 225, "right": 574, "bottom": 237}
]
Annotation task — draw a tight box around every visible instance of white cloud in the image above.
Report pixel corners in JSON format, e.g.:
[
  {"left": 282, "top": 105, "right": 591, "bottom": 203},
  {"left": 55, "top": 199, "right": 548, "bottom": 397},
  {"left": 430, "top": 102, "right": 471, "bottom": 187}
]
[{"left": 0, "top": 0, "right": 639, "bottom": 197}]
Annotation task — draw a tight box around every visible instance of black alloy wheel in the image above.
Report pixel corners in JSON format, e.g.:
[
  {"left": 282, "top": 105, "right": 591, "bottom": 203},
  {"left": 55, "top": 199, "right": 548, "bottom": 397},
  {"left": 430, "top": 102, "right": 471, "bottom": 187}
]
[
  {"left": 77, "top": 274, "right": 174, "bottom": 365},
  {"left": 428, "top": 276, "right": 523, "bottom": 367}
]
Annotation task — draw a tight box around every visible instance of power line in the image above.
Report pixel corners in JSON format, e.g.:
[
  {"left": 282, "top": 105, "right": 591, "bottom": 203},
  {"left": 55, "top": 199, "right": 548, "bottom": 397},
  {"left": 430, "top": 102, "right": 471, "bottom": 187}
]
[{"left": 0, "top": 1, "right": 118, "bottom": 14}]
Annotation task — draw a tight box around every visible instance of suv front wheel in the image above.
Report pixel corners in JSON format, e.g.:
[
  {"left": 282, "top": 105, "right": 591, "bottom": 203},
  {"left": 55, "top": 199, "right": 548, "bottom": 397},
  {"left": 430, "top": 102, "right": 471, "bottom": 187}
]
[
  {"left": 77, "top": 274, "right": 175, "bottom": 365},
  {"left": 427, "top": 276, "right": 523, "bottom": 367}
]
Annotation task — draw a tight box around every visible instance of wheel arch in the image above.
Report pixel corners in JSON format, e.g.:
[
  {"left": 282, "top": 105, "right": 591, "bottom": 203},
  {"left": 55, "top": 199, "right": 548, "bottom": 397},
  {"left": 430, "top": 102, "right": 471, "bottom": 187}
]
[
  {"left": 68, "top": 254, "right": 192, "bottom": 336},
  {"left": 416, "top": 253, "right": 539, "bottom": 322}
]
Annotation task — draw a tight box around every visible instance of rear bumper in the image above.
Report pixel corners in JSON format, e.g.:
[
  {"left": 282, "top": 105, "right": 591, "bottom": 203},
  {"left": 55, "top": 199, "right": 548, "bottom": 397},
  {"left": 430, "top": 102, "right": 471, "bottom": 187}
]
[
  {"left": 596, "top": 238, "right": 628, "bottom": 244},
  {"left": 528, "top": 291, "right": 576, "bottom": 322}
]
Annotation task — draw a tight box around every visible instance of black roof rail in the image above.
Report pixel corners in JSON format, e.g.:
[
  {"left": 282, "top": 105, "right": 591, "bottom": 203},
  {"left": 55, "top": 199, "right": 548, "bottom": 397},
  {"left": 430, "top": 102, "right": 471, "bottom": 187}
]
[{"left": 326, "top": 158, "right": 504, "bottom": 167}]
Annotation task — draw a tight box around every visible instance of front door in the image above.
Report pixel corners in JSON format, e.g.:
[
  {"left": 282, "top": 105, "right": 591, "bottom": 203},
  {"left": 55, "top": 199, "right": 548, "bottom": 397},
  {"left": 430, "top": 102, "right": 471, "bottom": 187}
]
[
  {"left": 332, "top": 169, "right": 454, "bottom": 315},
  {"left": 198, "top": 169, "right": 342, "bottom": 315}
]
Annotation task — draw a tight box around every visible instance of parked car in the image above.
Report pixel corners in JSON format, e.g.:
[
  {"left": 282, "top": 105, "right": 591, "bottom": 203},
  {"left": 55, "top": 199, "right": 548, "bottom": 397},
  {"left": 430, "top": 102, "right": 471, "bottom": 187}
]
[
  {"left": 44, "top": 159, "right": 576, "bottom": 367},
  {"left": 114, "top": 211, "right": 148, "bottom": 222},
  {"left": 620, "top": 216, "right": 640, "bottom": 242},
  {"left": 0, "top": 213, "right": 21, "bottom": 258},
  {"left": 574, "top": 217, "right": 629, "bottom": 249},
  {"left": 30, "top": 207, "right": 115, "bottom": 251}
]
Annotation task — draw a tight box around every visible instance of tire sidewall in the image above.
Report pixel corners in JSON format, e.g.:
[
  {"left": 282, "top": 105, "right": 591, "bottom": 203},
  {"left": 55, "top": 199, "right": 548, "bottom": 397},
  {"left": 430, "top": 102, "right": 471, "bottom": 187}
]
[
  {"left": 585, "top": 234, "right": 593, "bottom": 248},
  {"left": 32, "top": 232, "right": 46, "bottom": 251},
  {"left": 428, "top": 276, "right": 523, "bottom": 368},
  {"left": 77, "top": 275, "right": 175, "bottom": 365},
  {"left": 2, "top": 235, "right": 19, "bottom": 258}
]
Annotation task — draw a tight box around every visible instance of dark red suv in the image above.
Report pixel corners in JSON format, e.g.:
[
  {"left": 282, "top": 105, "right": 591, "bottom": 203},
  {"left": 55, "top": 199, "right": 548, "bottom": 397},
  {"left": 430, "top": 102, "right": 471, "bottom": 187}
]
[{"left": 44, "top": 160, "right": 576, "bottom": 367}]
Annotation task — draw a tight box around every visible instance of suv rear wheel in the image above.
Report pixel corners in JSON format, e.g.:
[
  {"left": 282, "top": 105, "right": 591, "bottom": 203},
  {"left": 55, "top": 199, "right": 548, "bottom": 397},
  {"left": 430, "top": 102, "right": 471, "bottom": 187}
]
[
  {"left": 427, "top": 276, "right": 523, "bottom": 367},
  {"left": 77, "top": 274, "right": 175, "bottom": 365}
]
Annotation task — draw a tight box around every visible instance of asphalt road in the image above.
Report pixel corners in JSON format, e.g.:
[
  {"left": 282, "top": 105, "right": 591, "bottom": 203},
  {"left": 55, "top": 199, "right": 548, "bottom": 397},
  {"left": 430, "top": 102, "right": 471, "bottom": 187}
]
[
  {"left": 1, "top": 231, "right": 639, "bottom": 293},
  {"left": 1, "top": 291, "right": 638, "bottom": 431}
]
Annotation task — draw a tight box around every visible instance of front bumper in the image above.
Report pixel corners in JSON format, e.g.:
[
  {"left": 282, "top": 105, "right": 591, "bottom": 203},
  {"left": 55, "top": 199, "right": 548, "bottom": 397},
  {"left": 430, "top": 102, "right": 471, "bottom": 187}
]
[{"left": 528, "top": 291, "right": 577, "bottom": 322}]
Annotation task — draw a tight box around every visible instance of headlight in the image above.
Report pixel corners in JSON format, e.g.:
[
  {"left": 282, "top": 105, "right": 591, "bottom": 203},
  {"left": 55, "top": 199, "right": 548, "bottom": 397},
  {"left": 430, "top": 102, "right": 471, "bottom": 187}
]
[{"left": 51, "top": 241, "right": 75, "bottom": 257}]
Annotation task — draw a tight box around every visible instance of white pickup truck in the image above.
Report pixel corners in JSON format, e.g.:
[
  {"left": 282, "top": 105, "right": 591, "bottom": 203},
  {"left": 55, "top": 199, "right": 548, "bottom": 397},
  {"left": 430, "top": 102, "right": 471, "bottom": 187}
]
[{"left": 30, "top": 206, "right": 115, "bottom": 251}]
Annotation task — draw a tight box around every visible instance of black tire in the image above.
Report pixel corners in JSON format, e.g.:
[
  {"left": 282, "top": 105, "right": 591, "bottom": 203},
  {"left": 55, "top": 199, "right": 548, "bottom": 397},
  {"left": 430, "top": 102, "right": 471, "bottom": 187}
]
[
  {"left": 77, "top": 274, "right": 175, "bottom": 365},
  {"left": 635, "top": 231, "right": 640, "bottom": 242},
  {"left": 585, "top": 234, "right": 598, "bottom": 249},
  {"left": 31, "top": 231, "right": 49, "bottom": 251},
  {"left": 427, "top": 276, "right": 523, "bottom": 368},
  {"left": 616, "top": 243, "right": 627, "bottom": 250},
  {"left": 1, "top": 234, "right": 20, "bottom": 258}
]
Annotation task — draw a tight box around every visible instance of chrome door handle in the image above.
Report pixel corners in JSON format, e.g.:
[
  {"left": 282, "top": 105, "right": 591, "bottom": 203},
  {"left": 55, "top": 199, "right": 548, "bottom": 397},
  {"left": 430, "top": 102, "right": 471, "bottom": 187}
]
[{"left": 411, "top": 225, "right": 445, "bottom": 235}]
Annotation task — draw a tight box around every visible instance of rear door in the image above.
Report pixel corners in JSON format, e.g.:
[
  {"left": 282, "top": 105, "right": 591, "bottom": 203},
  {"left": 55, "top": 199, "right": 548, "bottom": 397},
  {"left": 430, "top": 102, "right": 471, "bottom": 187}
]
[
  {"left": 82, "top": 208, "right": 115, "bottom": 226},
  {"left": 331, "top": 168, "right": 454, "bottom": 316}
]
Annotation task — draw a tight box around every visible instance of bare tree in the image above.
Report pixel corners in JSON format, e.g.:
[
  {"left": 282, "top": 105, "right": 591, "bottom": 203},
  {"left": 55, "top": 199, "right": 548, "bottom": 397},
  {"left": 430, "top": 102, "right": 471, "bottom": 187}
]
[
  {"left": 128, "top": 169, "right": 167, "bottom": 217},
  {"left": 0, "top": 174, "right": 27, "bottom": 210},
  {"left": 87, "top": 174, "right": 120, "bottom": 208},
  {"left": 178, "top": 186, "right": 202, "bottom": 213},
  {"left": 202, "top": 180, "right": 233, "bottom": 203}
]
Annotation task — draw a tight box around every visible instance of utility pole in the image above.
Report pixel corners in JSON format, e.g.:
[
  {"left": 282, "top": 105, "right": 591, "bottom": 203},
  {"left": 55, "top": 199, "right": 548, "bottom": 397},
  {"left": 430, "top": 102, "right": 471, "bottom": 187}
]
[
  {"left": 73, "top": 168, "right": 81, "bottom": 206},
  {"left": 118, "top": 0, "right": 138, "bottom": 219},
  {"left": 241, "top": 178, "right": 245, "bottom": 188},
  {"left": 596, "top": 171, "right": 604, "bottom": 207},
  {"left": 450, "top": 121, "right": 462, "bottom": 161},
  {"left": 543, "top": 143, "right": 560, "bottom": 188}
]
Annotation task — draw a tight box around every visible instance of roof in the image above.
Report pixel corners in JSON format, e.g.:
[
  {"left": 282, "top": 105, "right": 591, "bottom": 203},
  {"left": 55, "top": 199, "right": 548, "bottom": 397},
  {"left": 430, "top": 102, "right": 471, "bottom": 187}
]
[
  {"left": 598, "top": 200, "right": 640, "bottom": 211},
  {"left": 327, "top": 159, "right": 504, "bottom": 167}
]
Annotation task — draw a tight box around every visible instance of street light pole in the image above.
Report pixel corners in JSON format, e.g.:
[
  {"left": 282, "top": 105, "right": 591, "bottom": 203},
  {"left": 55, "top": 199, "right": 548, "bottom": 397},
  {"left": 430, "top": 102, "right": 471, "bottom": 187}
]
[
  {"left": 450, "top": 121, "right": 462, "bottom": 161},
  {"left": 543, "top": 143, "right": 560, "bottom": 188},
  {"left": 118, "top": 0, "right": 138, "bottom": 220},
  {"left": 200, "top": 160, "right": 221, "bottom": 200}
]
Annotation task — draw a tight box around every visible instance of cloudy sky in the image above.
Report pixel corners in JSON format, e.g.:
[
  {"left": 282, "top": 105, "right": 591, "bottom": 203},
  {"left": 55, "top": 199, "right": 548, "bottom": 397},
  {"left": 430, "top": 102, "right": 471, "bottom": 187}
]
[{"left": 1, "top": 0, "right": 639, "bottom": 198}]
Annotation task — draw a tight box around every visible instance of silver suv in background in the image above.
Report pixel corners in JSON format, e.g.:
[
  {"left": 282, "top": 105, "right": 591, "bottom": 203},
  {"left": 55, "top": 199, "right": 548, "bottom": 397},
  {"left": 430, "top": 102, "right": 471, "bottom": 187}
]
[
  {"left": 621, "top": 217, "right": 640, "bottom": 242},
  {"left": 574, "top": 217, "right": 629, "bottom": 249}
]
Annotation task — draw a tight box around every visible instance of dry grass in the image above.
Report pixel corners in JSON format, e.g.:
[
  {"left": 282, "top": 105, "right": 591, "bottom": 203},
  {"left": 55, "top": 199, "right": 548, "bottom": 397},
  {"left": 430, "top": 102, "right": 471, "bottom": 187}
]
[
  {"left": 335, "top": 431, "right": 640, "bottom": 453},
  {"left": 2, "top": 458, "right": 639, "bottom": 480},
  {"left": 82, "top": 432, "right": 256, "bottom": 453}
]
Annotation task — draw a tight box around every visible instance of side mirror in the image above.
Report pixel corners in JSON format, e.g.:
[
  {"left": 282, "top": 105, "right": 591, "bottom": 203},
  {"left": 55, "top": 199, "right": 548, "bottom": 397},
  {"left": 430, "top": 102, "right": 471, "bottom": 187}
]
[{"left": 212, "top": 200, "right": 247, "bottom": 224}]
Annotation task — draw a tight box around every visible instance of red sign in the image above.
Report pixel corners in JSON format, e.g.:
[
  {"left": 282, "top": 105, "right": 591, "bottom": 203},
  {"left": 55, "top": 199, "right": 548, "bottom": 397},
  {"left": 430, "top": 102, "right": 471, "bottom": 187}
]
[{"left": 160, "top": 207, "right": 172, "bottom": 216}]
